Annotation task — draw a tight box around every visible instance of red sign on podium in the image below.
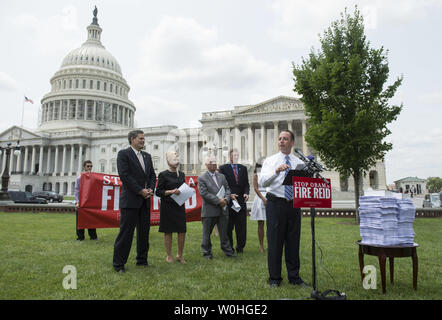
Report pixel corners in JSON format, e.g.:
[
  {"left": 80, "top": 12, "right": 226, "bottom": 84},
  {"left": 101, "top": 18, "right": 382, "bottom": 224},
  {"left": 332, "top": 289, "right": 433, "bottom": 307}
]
[{"left": 292, "top": 176, "right": 332, "bottom": 208}]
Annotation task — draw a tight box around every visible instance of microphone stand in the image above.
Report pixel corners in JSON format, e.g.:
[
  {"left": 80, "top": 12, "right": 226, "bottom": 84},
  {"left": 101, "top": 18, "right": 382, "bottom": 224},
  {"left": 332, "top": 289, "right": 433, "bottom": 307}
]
[{"left": 294, "top": 150, "right": 346, "bottom": 300}]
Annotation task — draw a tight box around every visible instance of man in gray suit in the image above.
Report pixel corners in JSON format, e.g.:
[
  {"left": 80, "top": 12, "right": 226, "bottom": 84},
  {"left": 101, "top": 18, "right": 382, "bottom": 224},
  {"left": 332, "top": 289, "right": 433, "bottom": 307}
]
[{"left": 198, "top": 154, "right": 236, "bottom": 259}]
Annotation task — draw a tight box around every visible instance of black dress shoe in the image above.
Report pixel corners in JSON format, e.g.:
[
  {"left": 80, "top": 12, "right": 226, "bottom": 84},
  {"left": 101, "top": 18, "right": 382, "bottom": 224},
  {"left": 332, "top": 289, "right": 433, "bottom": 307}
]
[
  {"left": 114, "top": 267, "right": 125, "bottom": 273},
  {"left": 136, "top": 262, "right": 149, "bottom": 267},
  {"left": 289, "top": 278, "right": 309, "bottom": 287},
  {"left": 269, "top": 282, "right": 281, "bottom": 288}
]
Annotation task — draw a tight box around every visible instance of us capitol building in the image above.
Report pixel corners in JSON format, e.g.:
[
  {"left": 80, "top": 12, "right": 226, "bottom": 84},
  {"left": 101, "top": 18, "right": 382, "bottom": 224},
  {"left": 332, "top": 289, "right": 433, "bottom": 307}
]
[{"left": 0, "top": 9, "right": 386, "bottom": 198}]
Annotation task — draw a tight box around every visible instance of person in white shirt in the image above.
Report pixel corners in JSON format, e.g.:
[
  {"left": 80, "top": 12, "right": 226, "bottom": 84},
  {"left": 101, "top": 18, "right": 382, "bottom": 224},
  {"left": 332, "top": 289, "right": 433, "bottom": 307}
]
[{"left": 259, "top": 130, "right": 308, "bottom": 288}]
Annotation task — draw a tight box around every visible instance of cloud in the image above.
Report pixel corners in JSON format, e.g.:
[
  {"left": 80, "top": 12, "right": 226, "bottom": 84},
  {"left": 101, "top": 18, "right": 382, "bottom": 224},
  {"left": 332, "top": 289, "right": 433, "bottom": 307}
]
[
  {"left": 0, "top": 72, "right": 20, "bottom": 92},
  {"left": 386, "top": 127, "right": 442, "bottom": 182},
  {"left": 268, "top": 0, "right": 441, "bottom": 48},
  {"left": 10, "top": 5, "right": 82, "bottom": 56},
  {"left": 129, "top": 15, "right": 295, "bottom": 128},
  {"left": 132, "top": 16, "right": 289, "bottom": 92}
]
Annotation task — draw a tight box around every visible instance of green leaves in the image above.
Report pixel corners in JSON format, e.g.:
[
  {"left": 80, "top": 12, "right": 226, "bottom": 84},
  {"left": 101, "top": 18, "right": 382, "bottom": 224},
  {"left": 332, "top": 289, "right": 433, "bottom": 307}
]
[{"left": 293, "top": 6, "right": 402, "bottom": 178}]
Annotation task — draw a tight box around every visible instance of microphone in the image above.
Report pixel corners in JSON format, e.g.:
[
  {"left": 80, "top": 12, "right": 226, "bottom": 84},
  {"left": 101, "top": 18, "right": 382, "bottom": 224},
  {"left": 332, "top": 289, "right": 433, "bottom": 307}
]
[
  {"left": 294, "top": 148, "right": 326, "bottom": 172},
  {"left": 307, "top": 155, "right": 327, "bottom": 172}
]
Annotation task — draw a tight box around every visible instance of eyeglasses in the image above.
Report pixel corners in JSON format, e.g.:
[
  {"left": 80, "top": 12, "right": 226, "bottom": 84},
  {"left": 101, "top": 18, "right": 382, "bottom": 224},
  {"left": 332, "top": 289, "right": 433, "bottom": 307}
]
[{"left": 85, "top": 165, "right": 93, "bottom": 168}]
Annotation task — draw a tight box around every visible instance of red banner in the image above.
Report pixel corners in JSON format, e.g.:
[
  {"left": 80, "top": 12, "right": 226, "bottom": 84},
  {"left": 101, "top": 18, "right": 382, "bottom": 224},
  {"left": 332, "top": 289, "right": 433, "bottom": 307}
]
[
  {"left": 77, "top": 172, "right": 202, "bottom": 229},
  {"left": 292, "top": 176, "right": 332, "bottom": 208}
]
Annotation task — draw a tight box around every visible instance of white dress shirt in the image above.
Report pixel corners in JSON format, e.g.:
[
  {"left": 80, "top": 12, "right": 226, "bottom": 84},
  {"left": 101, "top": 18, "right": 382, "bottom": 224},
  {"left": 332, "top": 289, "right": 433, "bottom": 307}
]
[
  {"left": 130, "top": 146, "right": 145, "bottom": 172},
  {"left": 258, "top": 151, "right": 304, "bottom": 198}
]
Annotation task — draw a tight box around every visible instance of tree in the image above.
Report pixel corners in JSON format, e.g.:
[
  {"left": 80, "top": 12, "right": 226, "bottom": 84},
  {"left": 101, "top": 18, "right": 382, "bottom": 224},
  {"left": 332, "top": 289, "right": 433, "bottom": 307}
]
[
  {"left": 292, "top": 7, "right": 403, "bottom": 223},
  {"left": 426, "top": 177, "right": 442, "bottom": 193}
]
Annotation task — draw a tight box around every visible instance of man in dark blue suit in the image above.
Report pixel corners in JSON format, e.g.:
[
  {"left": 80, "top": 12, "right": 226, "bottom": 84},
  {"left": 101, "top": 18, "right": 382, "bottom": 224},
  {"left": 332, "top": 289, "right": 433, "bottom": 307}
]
[
  {"left": 113, "top": 130, "right": 156, "bottom": 273},
  {"left": 219, "top": 149, "right": 250, "bottom": 253}
]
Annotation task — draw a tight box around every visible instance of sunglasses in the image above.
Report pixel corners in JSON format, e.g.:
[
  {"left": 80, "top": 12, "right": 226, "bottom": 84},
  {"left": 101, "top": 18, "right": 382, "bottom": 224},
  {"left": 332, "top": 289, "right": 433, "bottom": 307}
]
[{"left": 85, "top": 165, "right": 93, "bottom": 168}]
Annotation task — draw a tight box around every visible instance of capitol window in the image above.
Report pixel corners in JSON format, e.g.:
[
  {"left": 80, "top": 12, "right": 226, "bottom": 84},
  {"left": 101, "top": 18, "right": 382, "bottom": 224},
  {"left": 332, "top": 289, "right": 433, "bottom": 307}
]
[
  {"left": 97, "top": 81, "right": 100, "bottom": 90},
  {"left": 89, "top": 80, "right": 93, "bottom": 89}
]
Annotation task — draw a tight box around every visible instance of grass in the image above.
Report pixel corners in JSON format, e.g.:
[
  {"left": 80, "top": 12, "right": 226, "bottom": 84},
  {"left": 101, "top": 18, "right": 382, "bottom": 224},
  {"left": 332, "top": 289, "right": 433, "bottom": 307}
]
[{"left": 0, "top": 211, "right": 440, "bottom": 300}]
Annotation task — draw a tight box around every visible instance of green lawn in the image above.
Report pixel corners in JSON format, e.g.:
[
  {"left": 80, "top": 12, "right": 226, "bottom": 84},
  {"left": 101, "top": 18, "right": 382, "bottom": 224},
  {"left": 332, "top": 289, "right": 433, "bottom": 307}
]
[{"left": 0, "top": 211, "right": 440, "bottom": 300}]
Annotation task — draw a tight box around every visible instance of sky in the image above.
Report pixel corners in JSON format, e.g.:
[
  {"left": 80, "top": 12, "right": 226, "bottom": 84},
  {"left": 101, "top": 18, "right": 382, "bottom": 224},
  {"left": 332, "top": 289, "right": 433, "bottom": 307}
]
[{"left": 0, "top": 0, "right": 441, "bottom": 185}]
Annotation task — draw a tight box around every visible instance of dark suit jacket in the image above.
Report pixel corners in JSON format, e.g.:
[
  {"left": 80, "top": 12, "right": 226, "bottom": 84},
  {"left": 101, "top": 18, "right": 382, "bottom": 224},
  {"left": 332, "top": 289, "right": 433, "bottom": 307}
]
[
  {"left": 117, "top": 147, "right": 156, "bottom": 209},
  {"left": 219, "top": 163, "right": 250, "bottom": 209}
]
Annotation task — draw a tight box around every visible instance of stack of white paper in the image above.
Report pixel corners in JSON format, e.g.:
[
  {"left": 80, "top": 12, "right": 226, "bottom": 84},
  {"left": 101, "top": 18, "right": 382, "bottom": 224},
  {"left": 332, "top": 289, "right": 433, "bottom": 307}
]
[{"left": 359, "top": 196, "right": 416, "bottom": 246}]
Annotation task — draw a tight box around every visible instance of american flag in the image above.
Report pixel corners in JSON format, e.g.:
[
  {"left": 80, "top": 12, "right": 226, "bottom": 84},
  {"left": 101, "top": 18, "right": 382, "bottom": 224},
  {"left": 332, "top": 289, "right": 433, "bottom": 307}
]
[{"left": 24, "top": 96, "right": 34, "bottom": 104}]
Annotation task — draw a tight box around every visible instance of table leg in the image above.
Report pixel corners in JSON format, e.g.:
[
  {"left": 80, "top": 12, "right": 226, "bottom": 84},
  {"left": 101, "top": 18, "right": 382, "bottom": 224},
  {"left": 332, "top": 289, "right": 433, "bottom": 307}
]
[
  {"left": 358, "top": 245, "right": 364, "bottom": 282},
  {"left": 389, "top": 257, "right": 394, "bottom": 284},
  {"left": 378, "top": 253, "right": 387, "bottom": 294},
  {"left": 412, "top": 248, "right": 418, "bottom": 291}
]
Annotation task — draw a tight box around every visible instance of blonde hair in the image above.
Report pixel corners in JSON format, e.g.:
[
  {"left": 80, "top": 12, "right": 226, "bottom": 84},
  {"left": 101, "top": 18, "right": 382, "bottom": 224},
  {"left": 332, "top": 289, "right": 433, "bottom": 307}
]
[{"left": 166, "top": 151, "right": 180, "bottom": 176}]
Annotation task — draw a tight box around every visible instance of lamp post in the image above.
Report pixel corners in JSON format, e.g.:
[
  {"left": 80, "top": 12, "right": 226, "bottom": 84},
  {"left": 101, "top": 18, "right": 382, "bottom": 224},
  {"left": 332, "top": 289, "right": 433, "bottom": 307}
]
[{"left": 0, "top": 141, "right": 22, "bottom": 200}]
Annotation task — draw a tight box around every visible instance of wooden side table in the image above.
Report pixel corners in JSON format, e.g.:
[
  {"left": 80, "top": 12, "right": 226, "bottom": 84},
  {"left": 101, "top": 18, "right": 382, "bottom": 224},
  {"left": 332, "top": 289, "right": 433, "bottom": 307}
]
[{"left": 356, "top": 241, "right": 419, "bottom": 294}]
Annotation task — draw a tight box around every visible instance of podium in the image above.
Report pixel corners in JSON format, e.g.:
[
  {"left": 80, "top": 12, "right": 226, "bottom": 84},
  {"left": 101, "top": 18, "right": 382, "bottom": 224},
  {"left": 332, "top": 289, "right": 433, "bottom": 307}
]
[{"left": 283, "top": 170, "right": 346, "bottom": 300}]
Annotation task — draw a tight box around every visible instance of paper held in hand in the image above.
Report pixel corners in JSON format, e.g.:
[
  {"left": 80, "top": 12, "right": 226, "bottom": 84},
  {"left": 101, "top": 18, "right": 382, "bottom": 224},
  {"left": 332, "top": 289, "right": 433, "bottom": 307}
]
[
  {"left": 231, "top": 199, "right": 241, "bottom": 212},
  {"left": 170, "top": 183, "right": 196, "bottom": 206},
  {"left": 216, "top": 185, "right": 226, "bottom": 199}
]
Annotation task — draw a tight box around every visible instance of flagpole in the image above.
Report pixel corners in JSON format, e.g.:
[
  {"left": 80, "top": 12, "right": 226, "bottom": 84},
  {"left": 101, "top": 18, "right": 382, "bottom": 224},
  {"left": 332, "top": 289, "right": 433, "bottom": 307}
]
[{"left": 20, "top": 96, "right": 25, "bottom": 140}]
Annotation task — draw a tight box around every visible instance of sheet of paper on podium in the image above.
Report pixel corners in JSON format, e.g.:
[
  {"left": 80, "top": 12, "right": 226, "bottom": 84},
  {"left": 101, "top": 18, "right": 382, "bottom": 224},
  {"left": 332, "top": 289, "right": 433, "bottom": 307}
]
[{"left": 170, "top": 183, "right": 196, "bottom": 206}]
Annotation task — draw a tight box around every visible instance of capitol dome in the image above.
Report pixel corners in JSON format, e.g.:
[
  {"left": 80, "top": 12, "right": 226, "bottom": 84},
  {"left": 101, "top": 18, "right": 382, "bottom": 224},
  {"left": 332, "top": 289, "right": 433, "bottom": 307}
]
[{"left": 38, "top": 7, "right": 135, "bottom": 132}]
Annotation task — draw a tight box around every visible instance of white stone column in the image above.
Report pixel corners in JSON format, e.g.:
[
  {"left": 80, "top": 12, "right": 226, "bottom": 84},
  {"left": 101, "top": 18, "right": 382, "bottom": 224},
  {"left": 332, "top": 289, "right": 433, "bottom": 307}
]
[
  {"left": 75, "top": 99, "right": 79, "bottom": 120},
  {"left": 192, "top": 141, "right": 198, "bottom": 174},
  {"left": 38, "top": 146, "right": 44, "bottom": 176},
  {"left": 302, "top": 120, "right": 308, "bottom": 155},
  {"left": 69, "top": 145, "right": 75, "bottom": 176},
  {"left": 31, "top": 146, "right": 36, "bottom": 174},
  {"left": 234, "top": 126, "right": 241, "bottom": 152},
  {"left": 260, "top": 123, "right": 267, "bottom": 158},
  {"left": 247, "top": 124, "right": 254, "bottom": 164},
  {"left": 0, "top": 151, "right": 5, "bottom": 174},
  {"left": 61, "top": 145, "right": 67, "bottom": 175},
  {"left": 273, "top": 121, "right": 279, "bottom": 153},
  {"left": 16, "top": 147, "right": 22, "bottom": 173},
  {"left": 93, "top": 100, "right": 97, "bottom": 121},
  {"left": 53, "top": 146, "right": 59, "bottom": 176},
  {"left": 9, "top": 151, "right": 14, "bottom": 174},
  {"left": 182, "top": 140, "right": 188, "bottom": 170},
  {"left": 84, "top": 145, "right": 90, "bottom": 161},
  {"left": 77, "top": 145, "right": 83, "bottom": 175},
  {"left": 23, "top": 146, "right": 29, "bottom": 174},
  {"left": 288, "top": 120, "right": 294, "bottom": 135},
  {"left": 46, "top": 146, "right": 52, "bottom": 174}
]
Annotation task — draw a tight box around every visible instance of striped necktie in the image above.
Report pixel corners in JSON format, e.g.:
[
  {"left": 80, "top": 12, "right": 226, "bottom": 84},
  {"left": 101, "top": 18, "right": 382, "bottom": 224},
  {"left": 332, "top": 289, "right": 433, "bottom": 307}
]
[
  {"left": 137, "top": 151, "right": 146, "bottom": 173},
  {"left": 232, "top": 164, "right": 239, "bottom": 184},
  {"left": 284, "top": 155, "right": 293, "bottom": 200}
]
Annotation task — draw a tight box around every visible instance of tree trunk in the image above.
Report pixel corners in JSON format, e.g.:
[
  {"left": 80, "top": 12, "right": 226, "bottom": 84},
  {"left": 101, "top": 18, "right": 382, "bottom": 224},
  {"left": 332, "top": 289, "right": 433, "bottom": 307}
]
[{"left": 353, "top": 170, "right": 361, "bottom": 225}]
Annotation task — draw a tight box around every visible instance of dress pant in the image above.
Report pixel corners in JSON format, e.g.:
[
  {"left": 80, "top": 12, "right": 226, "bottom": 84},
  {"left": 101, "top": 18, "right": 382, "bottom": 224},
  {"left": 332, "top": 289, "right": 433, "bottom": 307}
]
[
  {"left": 227, "top": 206, "right": 247, "bottom": 252},
  {"left": 201, "top": 213, "right": 235, "bottom": 257},
  {"left": 76, "top": 210, "right": 97, "bottom": 240},
  {"left": 265, "top": 196, "right": 302, "bottom": 285},
  {"left": 113, "top": 200, "right": 150, "bottom": 269}
]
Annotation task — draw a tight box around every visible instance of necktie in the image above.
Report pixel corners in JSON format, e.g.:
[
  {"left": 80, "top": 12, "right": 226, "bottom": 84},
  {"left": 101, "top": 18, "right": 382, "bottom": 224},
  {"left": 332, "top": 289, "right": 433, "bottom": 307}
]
[
  {"left": 211, "top": 173, "right": 219, "bottom": 187},
  {"left": 233, "top": 165, "right": 239, "bottom": 184},
  {"left": 284, "top": 155, "right": 293, "bottom": 200},
  {"left": 137, "top": 151, "right": 146, "bottom": 173}
]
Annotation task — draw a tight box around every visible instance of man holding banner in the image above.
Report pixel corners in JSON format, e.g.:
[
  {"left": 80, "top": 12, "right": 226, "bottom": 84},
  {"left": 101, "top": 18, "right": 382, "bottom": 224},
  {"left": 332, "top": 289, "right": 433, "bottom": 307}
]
[
  {"left": 112, "top": 130, "right": 156, "bottom": 273},
  {"left": 259, "top": 130, "right": 308, "bottom": 288}
]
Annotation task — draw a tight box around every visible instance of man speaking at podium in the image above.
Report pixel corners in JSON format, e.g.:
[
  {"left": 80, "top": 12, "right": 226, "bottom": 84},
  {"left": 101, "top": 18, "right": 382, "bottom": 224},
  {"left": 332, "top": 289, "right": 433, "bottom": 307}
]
[{"left": 259, "top": 130, "right": 308, "bottom": 288}]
